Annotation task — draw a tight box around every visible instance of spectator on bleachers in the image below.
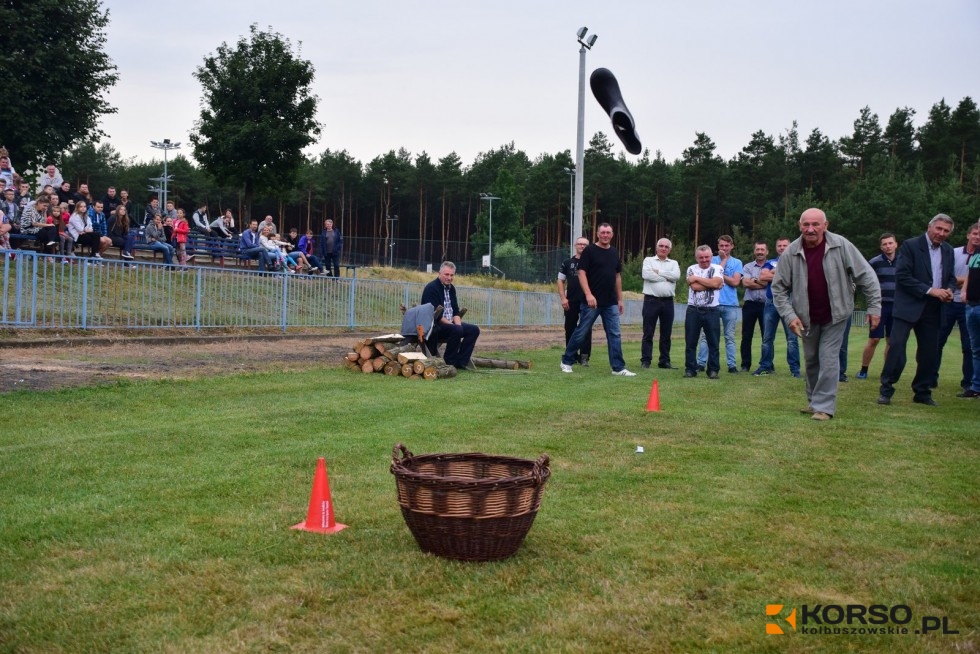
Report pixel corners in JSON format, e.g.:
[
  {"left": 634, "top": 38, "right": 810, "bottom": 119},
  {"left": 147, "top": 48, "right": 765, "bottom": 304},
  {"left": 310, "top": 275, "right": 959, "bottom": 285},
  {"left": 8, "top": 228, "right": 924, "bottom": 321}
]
[
  {"left": 119, "top": 189, "right": 133, "bottom": 218},
  {"left": 173, "top": 208, "right": 191, "bottom": 267},
  {"left": 18, "top": 194, "right": 59, "bottom": 253},
  {"left": 298, "top": 228, "right": 326, "bottom": 273},
  {"left": 259, "top": 225, "right": 290, "bottom": 272},
  {"left": 77, "top": 183, "right": 93, "bottom": 206},
  {"left": 239, "top": 219, "right": 272, "bottom": 270},
  {"left": 143, "top": 198, "right": 160, "bottom": 226},
  {"left": 57, "top": 181, "right": 80, "bottom": 209},
  {"left": 0, "top": 187, "right": 19, "bottom": 227},
  {"left": 102, "top": 186, "right": 121, "bottom": 215},
  {"left": 221, "top": 209, "right": 236, "bottom": 235},
  {"left": 88, "top": 199, "right": 109, "bottom": 239},
  {"left": 107, "top": 204, "right": 137, "bottom": 260},
  {"left": 319, "top": 218, "right": 343, "bottom": 277},
  {"left": 0, "top": 154, "right": 15, "bottom": 187},
  {"left": 209, "top": 210, "right": 233, "bottom": 238},
  {"left": 0, "top": 211, "right": 10, "bottom": 250},
  {"left": 191, "top": 201, "right": 212, "bottom": 235},
  {"left": 67, "top": 200, "right": 111, "bottom": 259},
  {"left": 15, "top": 181, "right": 31, "bottom": 211},
  {"left": 144, "top": 213, "right": 176, "bottom": 266},
  {"left": 163, "top": 200, "right": 177, "bottom": 221},
  {"left": 37, "top": 164, "right": 63, "bottom": 192},
  {"left": 163, "top": 215, "right": 174, "bottom": 242},
  {"left": 258, "top": 214, "right": 276, "bottom": 235}
]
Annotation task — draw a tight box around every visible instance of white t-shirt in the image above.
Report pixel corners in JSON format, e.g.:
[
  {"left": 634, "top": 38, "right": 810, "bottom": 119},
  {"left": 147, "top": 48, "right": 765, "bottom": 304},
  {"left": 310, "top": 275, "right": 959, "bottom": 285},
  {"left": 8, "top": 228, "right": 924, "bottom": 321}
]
[{"left": 686, "top": 263, "right": 724, "bottom": 307}]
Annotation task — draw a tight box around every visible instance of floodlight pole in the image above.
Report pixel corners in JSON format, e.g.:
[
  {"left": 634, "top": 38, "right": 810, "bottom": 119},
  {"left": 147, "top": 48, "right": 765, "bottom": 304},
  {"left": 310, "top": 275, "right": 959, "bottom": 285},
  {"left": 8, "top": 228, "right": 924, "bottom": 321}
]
[
  {"left": 149, "top": 138, "right": 181, "bottom": 211},
  {"left": 574, "top": 28, "right": 596, "bottom": 251}
]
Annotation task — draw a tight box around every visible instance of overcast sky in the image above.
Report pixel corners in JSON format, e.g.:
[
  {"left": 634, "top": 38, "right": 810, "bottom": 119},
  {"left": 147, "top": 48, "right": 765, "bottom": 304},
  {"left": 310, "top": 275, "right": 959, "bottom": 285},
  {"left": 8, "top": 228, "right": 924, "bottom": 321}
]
[{"left": 100, "top": 0, "right": 979, "bottom": 169}]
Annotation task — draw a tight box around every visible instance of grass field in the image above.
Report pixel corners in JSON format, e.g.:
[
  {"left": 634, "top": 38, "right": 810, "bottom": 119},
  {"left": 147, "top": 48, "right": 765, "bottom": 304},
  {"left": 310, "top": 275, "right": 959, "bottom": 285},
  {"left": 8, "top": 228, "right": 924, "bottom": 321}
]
[{"left": 0, "top": 336, "right": 976, "bottom": 653}]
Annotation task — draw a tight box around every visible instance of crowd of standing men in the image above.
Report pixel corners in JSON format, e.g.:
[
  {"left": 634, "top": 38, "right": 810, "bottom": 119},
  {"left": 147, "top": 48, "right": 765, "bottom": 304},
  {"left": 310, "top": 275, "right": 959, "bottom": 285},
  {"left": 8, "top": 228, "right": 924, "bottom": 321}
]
[{"left": 556, "top": 208, "right": 980, "bottom": 419}]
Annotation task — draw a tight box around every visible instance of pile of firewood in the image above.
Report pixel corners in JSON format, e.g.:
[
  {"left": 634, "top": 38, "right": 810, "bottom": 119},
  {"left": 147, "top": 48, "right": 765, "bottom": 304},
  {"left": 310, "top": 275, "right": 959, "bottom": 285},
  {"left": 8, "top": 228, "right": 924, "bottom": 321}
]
[
  {"left": 343, "top": 334, "right": 457, "bottom": 380},
  {"left": 343, "top": 334, "right": 534, "bottom": 380}
]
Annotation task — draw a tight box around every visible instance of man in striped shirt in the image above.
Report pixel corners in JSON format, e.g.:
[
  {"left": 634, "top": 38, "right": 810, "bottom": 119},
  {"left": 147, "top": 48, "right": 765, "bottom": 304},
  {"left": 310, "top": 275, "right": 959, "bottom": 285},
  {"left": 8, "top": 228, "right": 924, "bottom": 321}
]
[{"left": 856, "top": 233, "right": 898, "bottom": 379}]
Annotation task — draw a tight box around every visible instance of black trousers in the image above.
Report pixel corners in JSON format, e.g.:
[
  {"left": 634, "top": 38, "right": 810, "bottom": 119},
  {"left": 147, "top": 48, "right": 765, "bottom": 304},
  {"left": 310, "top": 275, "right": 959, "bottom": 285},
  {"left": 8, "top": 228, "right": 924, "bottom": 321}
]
[
  {"left": 641, "top": 295, "right": 674, "bottom": 365},
  {"left": 880, "top": 298, "right": 943, "bottom": 399},
  {"left": 740, "top": 300, "right": 766, "bottom": 369}
]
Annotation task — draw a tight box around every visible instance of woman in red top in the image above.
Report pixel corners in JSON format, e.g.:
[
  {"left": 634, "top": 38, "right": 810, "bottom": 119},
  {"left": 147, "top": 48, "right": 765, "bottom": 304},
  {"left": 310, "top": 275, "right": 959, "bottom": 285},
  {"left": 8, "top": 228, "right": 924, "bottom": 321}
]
[{"left": 173, "top": 208, "right": 191, "bottom": 267}]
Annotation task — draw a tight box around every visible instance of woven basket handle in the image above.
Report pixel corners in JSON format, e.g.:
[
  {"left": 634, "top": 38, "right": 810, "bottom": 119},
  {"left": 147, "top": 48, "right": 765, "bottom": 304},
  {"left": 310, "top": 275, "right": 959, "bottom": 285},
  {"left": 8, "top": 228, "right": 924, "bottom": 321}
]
[
  {"left": 532, "top": 453, "right": 550, "bottom": 483},
  {"left": 392, "top": 443, "right": 413, "bottom": 466}
]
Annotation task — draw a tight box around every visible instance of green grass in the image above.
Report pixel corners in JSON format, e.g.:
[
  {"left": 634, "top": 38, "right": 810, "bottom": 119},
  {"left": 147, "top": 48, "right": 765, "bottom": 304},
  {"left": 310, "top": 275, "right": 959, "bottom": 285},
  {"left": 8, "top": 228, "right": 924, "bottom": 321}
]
[{"left": 0, "top": 338, "right": 976, "bottom": 653}]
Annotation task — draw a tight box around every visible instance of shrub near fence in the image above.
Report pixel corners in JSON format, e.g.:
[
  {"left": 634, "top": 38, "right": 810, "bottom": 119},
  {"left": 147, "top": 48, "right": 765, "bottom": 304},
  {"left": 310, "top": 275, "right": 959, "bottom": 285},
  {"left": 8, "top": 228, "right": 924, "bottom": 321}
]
[{"left": 0, "top": 250, "right": 646, "bottom": 331}]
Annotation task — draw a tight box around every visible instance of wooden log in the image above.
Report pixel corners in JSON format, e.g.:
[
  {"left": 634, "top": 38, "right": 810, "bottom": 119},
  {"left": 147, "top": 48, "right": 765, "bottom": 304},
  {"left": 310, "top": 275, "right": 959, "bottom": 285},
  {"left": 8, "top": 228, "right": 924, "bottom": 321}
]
[
  {"left": 382, "top": 344, "right": 418, "bottom": 360},
  {"left": 410, "top": 374, "right": 422, "bottom": 380},
  {"left": 372, "top": 357, "right": 387, "bottom": 372},
  {"left": 397, "top": 352, "right": 427, "bottom": 365},
  {"left": 362, "top": 333, "right": 404, "bottom": 345},
  {"left": 343, "top": 359, "right": 360, "bottom": 371},
  {"left": 412, "top": 357, "right": 446, "bottom": 375},
  {"left": 345, "top": 351, "right": 360, "bottom": 362},
  {"left": 359, "top": 344, "right": 379, "bottom": 360},
  {"left": 423, "top": 364, "right": 457, "bottom": 380},
  {"left": 401, "top": 363, "right": 414, "bottom": 377},
  {"left": 361, "top": 360, "right": 376, "bottom": 373},
  {"left": 470, "top": 356, "right": 533, "bottom": 370},
  {"left": 383, "top": 360, "right": 401, "bottom": 376}
]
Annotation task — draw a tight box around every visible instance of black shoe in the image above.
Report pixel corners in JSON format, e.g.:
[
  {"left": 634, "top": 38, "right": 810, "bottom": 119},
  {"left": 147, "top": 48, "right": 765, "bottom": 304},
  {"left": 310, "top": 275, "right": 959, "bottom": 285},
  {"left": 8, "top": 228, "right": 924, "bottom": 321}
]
[
  {"left": 728, "top": 366, "right": 739, "bottom": 374},
  {"left": 877, "top": 395, "right": 891, "bottom": 405},
  {"left": 697, "top": 365, "right": 706, "bottom": 372},
  {"left": 683, "top": 371, "right": 696, "bottom": 378},
  {"left": 740, "top": 365, "right": 750, "bottom": 372},
  {"left": 707, "top": 371, "right": 719, "bottom": 379},
  {"left": 640, "top": 362, "right": 650, "bottom": 369},
  {"left": 579, "top": 354, "right": 590, "bottom": 367},
  {"left": 913, "top": 396, "right": 938, "bottom": 406},
  {"left": 957, "top": 389, "right": 980, "bottom": 398},
  {"left": 839, "top": 374, "right": 848, "bottom": 382},
  {"left": 657, "top": 363, "right": 677, "bottom": 370}
]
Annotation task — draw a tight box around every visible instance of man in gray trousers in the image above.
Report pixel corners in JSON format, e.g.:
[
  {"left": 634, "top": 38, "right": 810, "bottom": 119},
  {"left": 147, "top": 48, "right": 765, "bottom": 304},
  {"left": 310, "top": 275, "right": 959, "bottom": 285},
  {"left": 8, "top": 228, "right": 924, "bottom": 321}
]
[{"left": 772, "top": 208, "right": 881, "bottom": 421}]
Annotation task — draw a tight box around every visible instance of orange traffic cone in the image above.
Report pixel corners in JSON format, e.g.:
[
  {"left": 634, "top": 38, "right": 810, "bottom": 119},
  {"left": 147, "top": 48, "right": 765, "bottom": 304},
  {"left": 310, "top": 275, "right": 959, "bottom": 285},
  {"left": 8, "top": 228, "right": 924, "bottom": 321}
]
[
  {"left": 292, "top": 457, "right": 348, "bottom": 534},
  {"left": 646, "top": 379, "right": 661, "bottom": 412}
]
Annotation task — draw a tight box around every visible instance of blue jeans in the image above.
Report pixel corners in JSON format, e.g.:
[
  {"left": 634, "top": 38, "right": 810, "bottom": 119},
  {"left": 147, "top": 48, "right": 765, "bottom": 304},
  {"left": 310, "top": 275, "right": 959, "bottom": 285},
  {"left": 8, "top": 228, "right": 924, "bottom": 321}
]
[
  {"left": 148, "top": 241, "right": 175, "bottom": 265},
  {"left": 686, "top": 306, "right": 720, "bottom": 374},
  {"left": 241, "top": 246, "right": 271, "bottom": 270},
  {"left": 966, "top": 304, "right": 980, "bottom": 393},
  {"left": 698, "top": 305, "right": 738, "bottom": 369},
  {"left": 760, "top": 300, "right": 800, "bottom": 374},
  {"left": 937, "top": 301, "right": 973, "bottom": 388},
  {"left": 562, "top": 303, "right": 626, "bottom": 372}
]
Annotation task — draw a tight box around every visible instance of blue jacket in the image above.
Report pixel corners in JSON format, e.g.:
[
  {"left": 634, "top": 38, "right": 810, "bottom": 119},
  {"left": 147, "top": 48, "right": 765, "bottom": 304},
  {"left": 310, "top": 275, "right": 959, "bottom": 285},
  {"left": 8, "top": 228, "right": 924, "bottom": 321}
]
[
  {"left": 318, "top": 227, "right": 342, "bottom": 259},
  {"left": 421, "top": 278, "right": 460, "bottom": 320},
  {"left": 240, "top": 228, "right": 261, "bottom": 251}
]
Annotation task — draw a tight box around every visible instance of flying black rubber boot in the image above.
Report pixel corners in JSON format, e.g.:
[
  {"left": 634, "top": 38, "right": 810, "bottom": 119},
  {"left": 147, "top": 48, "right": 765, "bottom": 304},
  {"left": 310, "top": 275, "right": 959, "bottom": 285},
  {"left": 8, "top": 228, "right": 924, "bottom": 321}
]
[{"left": 589, "top": 67, "right": 642, "bottom": 155}]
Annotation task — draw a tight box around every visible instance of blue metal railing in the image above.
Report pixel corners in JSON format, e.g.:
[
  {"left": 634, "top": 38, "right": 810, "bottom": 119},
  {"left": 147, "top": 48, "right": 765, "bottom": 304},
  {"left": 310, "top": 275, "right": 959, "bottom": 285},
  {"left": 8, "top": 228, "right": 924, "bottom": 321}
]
[{"left": 0, "top": 250, "right": 645, "bottom": 331}]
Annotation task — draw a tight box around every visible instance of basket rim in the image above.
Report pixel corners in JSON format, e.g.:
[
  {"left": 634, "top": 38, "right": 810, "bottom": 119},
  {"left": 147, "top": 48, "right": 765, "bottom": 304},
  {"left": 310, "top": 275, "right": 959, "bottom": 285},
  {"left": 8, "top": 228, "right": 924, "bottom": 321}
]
[{"left": 391, "top": 444, "right": 550, "bottom": 488}]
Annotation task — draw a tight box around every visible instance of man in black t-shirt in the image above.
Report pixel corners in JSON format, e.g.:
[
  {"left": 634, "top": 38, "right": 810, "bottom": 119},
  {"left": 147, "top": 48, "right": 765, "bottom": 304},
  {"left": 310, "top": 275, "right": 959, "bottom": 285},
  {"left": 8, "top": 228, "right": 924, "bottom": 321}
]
[
  {"left": 557, "top": 237, "right": 592, "bottom": 365},
  {"left": 560, "top": 223, "right": 636, "bottom": 376}
]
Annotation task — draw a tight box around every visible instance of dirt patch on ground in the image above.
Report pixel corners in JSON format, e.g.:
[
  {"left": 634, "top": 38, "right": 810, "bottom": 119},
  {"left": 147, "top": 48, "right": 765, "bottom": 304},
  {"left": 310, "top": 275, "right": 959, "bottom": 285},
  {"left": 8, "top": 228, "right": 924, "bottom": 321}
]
[{"left": 0, "top": 328, "right": 577, "bottom": 393}]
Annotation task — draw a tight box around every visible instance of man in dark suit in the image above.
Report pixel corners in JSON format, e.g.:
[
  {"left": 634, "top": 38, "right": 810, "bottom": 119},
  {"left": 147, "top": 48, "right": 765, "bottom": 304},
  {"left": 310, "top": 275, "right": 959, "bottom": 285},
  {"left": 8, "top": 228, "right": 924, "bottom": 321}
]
[
  {"left": 878, "top": 214, "right": 956, "bottom": 406},
  {"left": 421, "top": 261, "right": 480, "bottom": 369}
]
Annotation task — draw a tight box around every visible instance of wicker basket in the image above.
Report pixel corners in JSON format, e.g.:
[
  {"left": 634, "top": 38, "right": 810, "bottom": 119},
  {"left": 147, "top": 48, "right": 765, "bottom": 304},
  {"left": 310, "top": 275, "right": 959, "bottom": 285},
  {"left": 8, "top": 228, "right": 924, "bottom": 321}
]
[{"left": 390, "top": 443, "right": 551, "bottom": 562}]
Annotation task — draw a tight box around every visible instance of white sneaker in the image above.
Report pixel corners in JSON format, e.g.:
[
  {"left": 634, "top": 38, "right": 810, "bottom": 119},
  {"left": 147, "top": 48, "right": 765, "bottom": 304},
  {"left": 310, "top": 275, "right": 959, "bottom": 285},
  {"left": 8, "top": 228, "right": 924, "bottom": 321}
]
[
  {"left": 560, "top": 363, "right": 574, "bottom": 373},
  {"left": 93, "top": 253, "right": 103, "bottom": 259},
  {"left": 612, "top": 369, "right": 637, "bottom": 377}
]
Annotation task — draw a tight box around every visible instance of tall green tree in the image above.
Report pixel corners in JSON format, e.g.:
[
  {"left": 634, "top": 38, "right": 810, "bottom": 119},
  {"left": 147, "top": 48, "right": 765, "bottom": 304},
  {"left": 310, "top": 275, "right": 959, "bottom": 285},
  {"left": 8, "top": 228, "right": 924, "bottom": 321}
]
[
  {"left": 190, "top": 24, "right": 320, "bottom": 220},
  {"left": 1, "top": 0, "right": 118, "bottom": 170},
  {"left": 839, "top": 106, "right": 886, "bottom": 177}
]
